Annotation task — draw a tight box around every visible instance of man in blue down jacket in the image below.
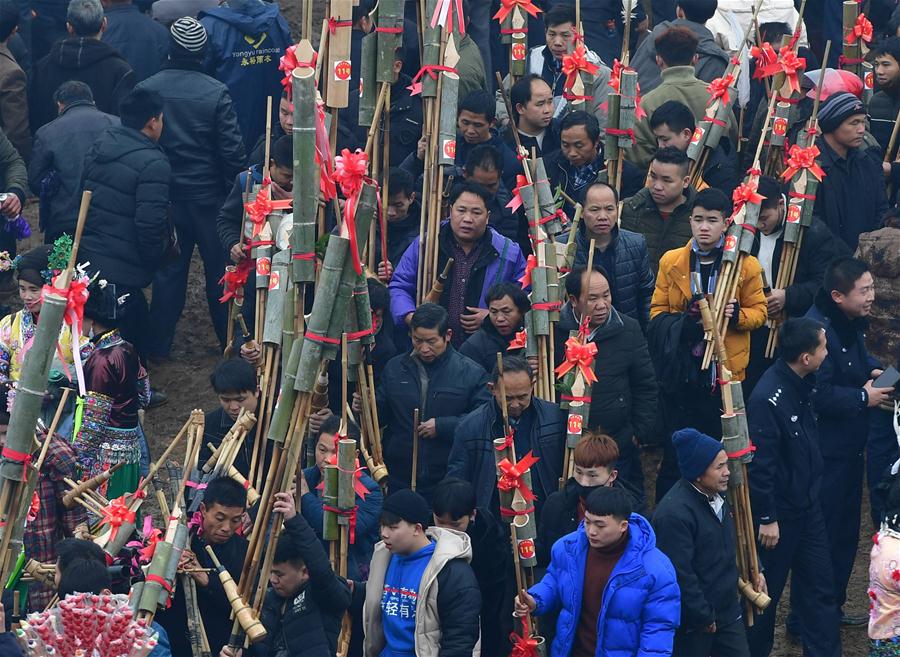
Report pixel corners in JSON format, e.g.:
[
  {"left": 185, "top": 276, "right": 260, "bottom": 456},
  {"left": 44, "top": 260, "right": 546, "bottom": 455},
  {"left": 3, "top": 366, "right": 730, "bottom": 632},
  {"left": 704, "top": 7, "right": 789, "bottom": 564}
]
[
  {"left": 80, "top": 87, "right": 171, "bottom": 360},
  {"left": 573, "top": 181, "right": 655, "bottom": 330},
  {"left": 516, "top": 486, "right": 680, "bottom": 657},
  {"left": 447, "top": 354, "right": 565, "bottom": 520},
  {"left": 199, "top": 0, "right": 291, "bottom": 150}
]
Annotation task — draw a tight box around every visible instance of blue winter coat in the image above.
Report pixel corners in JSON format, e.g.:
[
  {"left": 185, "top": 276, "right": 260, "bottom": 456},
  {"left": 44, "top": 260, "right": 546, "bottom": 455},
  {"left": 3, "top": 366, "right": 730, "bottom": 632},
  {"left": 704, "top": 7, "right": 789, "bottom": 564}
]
[
  {"left": 529, "top": 513, "right": 680, "bottom": 657},
  {"left": 199, "top": 3, "right": 291, "bottom": 149},
  {"left": 574, "top": 225, "right": 655, "bottom": 330},
  {"left": 388, "top": 222, "right": 527, "bottom": 328}
]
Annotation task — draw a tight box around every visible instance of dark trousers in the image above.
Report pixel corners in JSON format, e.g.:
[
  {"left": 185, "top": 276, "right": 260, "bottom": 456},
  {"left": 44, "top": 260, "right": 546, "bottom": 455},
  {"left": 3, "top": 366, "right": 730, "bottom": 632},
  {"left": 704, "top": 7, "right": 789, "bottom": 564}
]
[
  {"left": 819, "top": 454, "right": 864, "bottom": 610},
  {"left": 868, "top": 408, "right": 898, "bottom": 527},
  {"left": 747, "top": 505, "right": 841, "bottom": 657},
  {"left": 149, "top": 199, "right": 228, "bottom": 356},
  {"left": 116, "top": 287, "right": 151, "bottom": 363},
  {"left": 673, "top": 618, "right": 750, "bottom": 657}
]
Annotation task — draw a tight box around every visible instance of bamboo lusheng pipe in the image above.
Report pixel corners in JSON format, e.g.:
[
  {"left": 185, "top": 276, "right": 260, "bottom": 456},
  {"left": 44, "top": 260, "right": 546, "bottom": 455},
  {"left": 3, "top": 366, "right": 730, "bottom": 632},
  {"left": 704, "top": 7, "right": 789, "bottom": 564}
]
[
  {"left": 205, "top": 545, "right": 267, "bottom": 643},
  {"left": 290, "top": 61, "right": 318, "bottom": 285},
  {"left": 410, "top": 408, "right": 420, "bottom": 491},
  {"left": 63, "top": 462, "right": 125, "bottom": 509},
  {"left": 842, "top": 1, "right": 862, "bottom": 78},
  {"left": 358, "top": 33, "right": 378, "bottom": 127},
  {"left": 738, "top": 577, "right": 772, "bottom": 610},
  {"left": 325, "top": 0, "right": 353, "bottom": 109},
  {"left": 23, "top": 560, "right": 56, "bottom": 587},
  {"left": 533, "top": 159, "right": 562, "bottom": 237},
  {"left": 0, "top": 191, "right": 91, "bottom": 582},
  {"left": 137, "top": 541, "right": 173, "bottom": 622},
  {"left": 203, "top": 444, "right": 261, "bottom": 506},
  {"left": 424, "top": 258, "right": 454, "bottom": 304},
  {"left": 201, "top": 410, "right": 255, "bottom": 474},
  {"left": 509, "top": 9, "right": 528, "bottom": 78},
  {"left": 181, "top": 572, "right": 208, "bottom": 657}
]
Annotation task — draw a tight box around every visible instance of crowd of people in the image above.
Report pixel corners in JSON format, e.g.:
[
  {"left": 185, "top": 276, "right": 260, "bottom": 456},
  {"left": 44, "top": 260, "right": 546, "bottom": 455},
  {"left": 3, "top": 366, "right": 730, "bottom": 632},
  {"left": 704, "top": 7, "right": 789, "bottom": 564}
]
[{"left": 0, "top": 0, "right": 898, "bottom": 655}]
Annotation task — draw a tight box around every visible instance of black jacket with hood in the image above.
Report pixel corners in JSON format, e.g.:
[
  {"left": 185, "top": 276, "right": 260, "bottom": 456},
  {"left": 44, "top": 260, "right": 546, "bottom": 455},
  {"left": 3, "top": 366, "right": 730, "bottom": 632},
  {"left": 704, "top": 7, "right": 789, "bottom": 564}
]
[{"left": 31, "top": 37, "right": 135, "bottom": 131}]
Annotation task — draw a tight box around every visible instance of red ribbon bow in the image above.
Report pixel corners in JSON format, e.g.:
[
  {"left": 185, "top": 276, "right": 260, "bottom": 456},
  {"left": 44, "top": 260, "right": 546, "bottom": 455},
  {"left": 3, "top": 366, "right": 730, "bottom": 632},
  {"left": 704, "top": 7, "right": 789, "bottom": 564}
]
[
  {"left": 99, "top": 495, "right": 136, "bottom": 543},
  {"left": 493, "top": 0, "right": 542, "bottom": 22},
  {"left": 751, "top": 42, "right": 779, "bottom": 78},
  {"left": 430, "top": 0, "right": 466, "bottom": 34},
  {"left": 497, "top": 451, "right": 540, "bottom": 502},
  {"left": 279, "top": 45, "right": 317, "bottom": 99},
  {"left": 731, "top": 180, "right": 766, "bottom": 215},
  {"left": 495, "top": 428, "right": 515, "bottom": 452},
  {"left": 561, "top": 43, "right": 599, "bottom": 91},
  {"left": 706, "top": 74, "right": 734, "bottom": 106},
  {"left": 554, "top": 337, "right": 599, "bottom": 384},
  {"left": 406, "top": 64, "right": 458, "bottom": 96},
  {"left": 508, "top": 329, "right": 527, "bottom": 351},
  {"left": 605, "top": 59, "right": 646, "bottom": 119},
  {"left": 244, "top": 184, "right": 292, "bottom": 238},
  {"left": 509, "top": 617, "right": 540, "bottom": 657},
  {"left": 507, "top": 175, "right": 530, "bottom": 213},
  {"left": 328, "top": 17, "right": 352, "bottom": 34},
  {"left": 519, "top": 254, "right": 537, "bottom": 288},
  {"left": 846, "top": 13, "right": 873, "bottom": 45},
  {"left": 782, "top": 144, "right": 826, "bottom": 182},
  {"left": 218, "top": 258, "right": 253, "bottom": 303},
  {"left": 778, "top": 48, "right": 806, "bottom": 94},
  {"left": 334, "top": 149, "right": 375, "bottom": 275}
]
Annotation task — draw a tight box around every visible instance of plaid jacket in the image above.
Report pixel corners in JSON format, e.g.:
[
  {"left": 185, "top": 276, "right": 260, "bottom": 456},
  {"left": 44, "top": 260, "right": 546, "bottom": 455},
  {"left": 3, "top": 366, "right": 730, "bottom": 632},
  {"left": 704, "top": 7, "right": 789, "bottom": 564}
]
[{"left": 24, "top": 435, "right": 87, "bottom": 609}]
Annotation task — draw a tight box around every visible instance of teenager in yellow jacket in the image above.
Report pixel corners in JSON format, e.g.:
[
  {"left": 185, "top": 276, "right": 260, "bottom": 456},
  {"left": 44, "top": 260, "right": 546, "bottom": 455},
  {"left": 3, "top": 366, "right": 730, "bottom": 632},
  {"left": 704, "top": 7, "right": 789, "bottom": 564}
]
[{"left": 649, "top": 188, "right": 767, "bottom": 501}]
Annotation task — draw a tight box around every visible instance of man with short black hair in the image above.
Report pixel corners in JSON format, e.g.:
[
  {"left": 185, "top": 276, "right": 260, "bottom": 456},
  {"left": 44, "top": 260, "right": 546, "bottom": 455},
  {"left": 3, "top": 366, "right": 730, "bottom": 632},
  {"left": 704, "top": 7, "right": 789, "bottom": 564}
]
[
  {"left": 631, "top": 0, "right": 729, "bottom": 93},
  {"left": 361, "top": 489, "right": 481, "bottom": 657},
  {"left": 547, "top": 110, "right": 643, "bottom": 220},
  {"left": 620, "top": 146, "right": 695, "bottom": 272},
  {"left": 804, "top": 256, "right": 893, "bottom": 624},
  {"left": 157, "top": 477, "right": 249, "bottom": 657},
  {"left": 462, "top": 144, "right": 519, "bottom": 242},
  {"left": 746, "top": 318, "right": 842, "bottom": 657},
  {"left": 376, "top": 167, "right": 420, "bottom": 281},
  {"left": 29, "top": 81, "right": 119, "bottom": 243},
  {"left": 80, "top": 86, "right": 170, "bottom": 361},
  {"left": 388, "top": 181, "right": 526, "bottom": 344},
  {"left": 30, "top": 0, "right": 135, "bottom": 130},
  {"left": 869, "top": 36, "right": 900, "bottom": 153},
  {"left": 0, "top": 0, "right": 29, "bottom": 161},
  {"left": 432, "top": 478, "right": 511, "bottom": 657},
  {"left": 365, "top": 304, "right": 491, "bottom": 502},
  {"left": 139, "top": 16, "right": 246, "bottom": 357},
  {"left": 649, "top": 99, "right": 738, "bottom": 197},
  {"left": 448, "top": 354, "right": 566, "bottom": 516},
  {"left": 100, "top": 0, "right": 169, "bottom": 82},
  {"left": 653, "top": 428, "right": 763, "bottom": 657},
  {"left": 505, "top": 74, "right": 559, "bottom": 157},
  {"left": 518, "top": 486, "right": 679, "bottom": 657},
  {"left": 201, "top": 358, "right": 260, "bottom": 478}
]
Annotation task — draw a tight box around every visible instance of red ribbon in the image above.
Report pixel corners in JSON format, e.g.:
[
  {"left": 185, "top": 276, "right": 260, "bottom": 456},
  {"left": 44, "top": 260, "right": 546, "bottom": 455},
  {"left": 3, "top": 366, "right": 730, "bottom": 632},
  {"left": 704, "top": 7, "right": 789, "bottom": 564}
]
[
  {"left": 562, "top": 43, "right": 600, "bottom": 91},
  {"left": 328, "top": 17, "right": 352, "bottom": 34},
  {"left": 305, "top": 330, "right": 341, "bottom": 345},
  {"left": 218, "top": 259, "right": 253, "bottom": 303},
  {"left": 244, "top": 183, "right": 292, "bottom": 238},
  {"left": 778, "top": 49, "right": 806, "bottom": 94},
  {"left": 726, "top": 439, "right": 756, "bottom": 459},
  {"left": 554, "top": 338, "right": 598, "bottom": 384},
  {"left": 751, "top": 42, "right": 779, "bottom": 79},
  {"left": 314, "top": 105, "right": 337, "bottom": 202},
  {"left": 519, "top": 254, "right": 537, "bottom": 288},
  {"left": 407, "top": 64, "right": 458, "bottom": 96},
  {"left": 334, "top": 149, "right": 376, "bottom": 276},
  {"left": 375, "top": 26, "right": 403, "bottom": 34},
  {"left": 507, "top": 329, "right": 527, "bottom": 351},
  {"left": 731, "top": 180, "right": 766, "bottom": 215},
  {"left": 495, "top": 428, "right": 515, "bottom": 451},
  {"left": 531, "top": 301, "right": 561, "bottom": 311},
  {"left": 493, "top": 0, "right": 542, "bottom": 22},
  {"left": 509, "top": 617, "right": 540, "bottom": 657},
  {"left": 781, "top": 144, "right": 826, "bottom": 182},
  {"left": 752, "top": 42, "right": 805, "bottom": 94},
  {"left": 845, "top": 13, "right": 873, "bottom": 45},
  {"left": 528, "top": 209, "right": 565, "bottom": 228},
  {"left": 497, "top": 451, "right": 540, "bottom": 502},
  {"left": 605, "top": 127, "right": 635, "bottom": 142},
  {"left": 26, "top": 490, "right": 40, "bottom": 523},
  {"left": 605, "top": 59, "right": 646, "bottom": 119},
  {"left": 323, "top": 505, "right": 358, "bottom": 543},
  {"left": 506, "top": 174, "right": 530, "bottom": 213},
  {"left": 430, "top": 0, "right": 466, "bottom": 34},
  {"left": 99, "top": 495, "right": 136, "bottom": 543},
  {"left": 279, "top": 45, "right": 317, "bottom": 99},
  {"left": 706, "top": 74, "right": 733, "bottom": 106},
  {"left": 1, "top": 446, "right": 32, "bottom": 480}
]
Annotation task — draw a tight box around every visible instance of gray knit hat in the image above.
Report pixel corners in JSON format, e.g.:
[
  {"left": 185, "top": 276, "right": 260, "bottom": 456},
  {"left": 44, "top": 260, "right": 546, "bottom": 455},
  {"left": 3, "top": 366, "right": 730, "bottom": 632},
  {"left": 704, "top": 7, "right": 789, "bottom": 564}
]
[
  {"left": 818, "top": 91, "right": 866, "bottom": 133},
  {"left": 170, "top": 16, "right": 208, "bottom": 53}
]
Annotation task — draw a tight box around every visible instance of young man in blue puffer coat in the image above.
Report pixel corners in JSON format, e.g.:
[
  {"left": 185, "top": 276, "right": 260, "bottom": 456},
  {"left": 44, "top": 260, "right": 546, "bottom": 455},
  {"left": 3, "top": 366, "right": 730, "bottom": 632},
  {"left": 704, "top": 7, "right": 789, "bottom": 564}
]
[{"left": 516, "top": 486, "right": 680, "bottom": 657}]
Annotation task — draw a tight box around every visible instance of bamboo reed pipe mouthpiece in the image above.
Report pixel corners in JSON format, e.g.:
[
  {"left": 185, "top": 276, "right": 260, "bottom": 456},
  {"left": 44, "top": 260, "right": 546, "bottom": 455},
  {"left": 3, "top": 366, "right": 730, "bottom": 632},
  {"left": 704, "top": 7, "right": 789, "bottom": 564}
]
[
  {"left": 738, "top": 577, "right": 771, "bottom": 610},
  {"left": 205, "top": 545, "right": 267, "bottom": 644},
  {"left": 424, "top": 258, "right": 454, "bottom": 304},
  {"left": 62, "top": 462, "right": 125, "bottom": 509}
]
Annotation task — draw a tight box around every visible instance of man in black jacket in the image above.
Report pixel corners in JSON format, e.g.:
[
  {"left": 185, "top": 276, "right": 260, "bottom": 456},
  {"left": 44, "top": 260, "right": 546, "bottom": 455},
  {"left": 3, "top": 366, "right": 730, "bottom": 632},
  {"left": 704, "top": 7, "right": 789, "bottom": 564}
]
[
  {"left": 362, "top": 303, "right": 491, "bottom": 504},
  {"left": 29, "top": 81, "right": 119, "bottom": 243},
  {"left": 201, "top": 358, "right": 259, "bottom": 478},
  {"left": 80, "top": 87, "right": 170, "bottom": 361},
  {"left": 553, "top": 265, "right": 658, "bottom": 494},
  {"left": 447, "top": 354, "right": 565, "bottom": 517},
  {"left": 814, "top": 92, "right": 887, "bottom": 251},
  {"left": 745, "top": 175, "right": 847, "bottom": 392},
  {"left": 746, "top": 318, "right": 842, "bottom": 657},
  {"left": 375, "top": 168, "right": 421, "bottom": 281},
  {"left": 869, "top": 37, "right": 900, "bottom": 155},
  {"left": 30, "top": 0, "right": 135, "bottom": 131},
  {"left": 157, "top": 477, "right": 249, "bottom": 657},
  {"left": 139, "top": 17, "right": 246, "bottom": 357},
  {"left": 433, "top": 478, "right": 511, "bottom": 657},
  {"left": 458, "top": 282, "right": 530, "bottom": 373},
  {"left": 227, "top": 492, "right": 351, "bottom": 657},
  {"left": 805, "top": 257, "right": 894, "bottom": 622},
  {"left": 653, "top": 428, "right": 763, "bottom": 657}
]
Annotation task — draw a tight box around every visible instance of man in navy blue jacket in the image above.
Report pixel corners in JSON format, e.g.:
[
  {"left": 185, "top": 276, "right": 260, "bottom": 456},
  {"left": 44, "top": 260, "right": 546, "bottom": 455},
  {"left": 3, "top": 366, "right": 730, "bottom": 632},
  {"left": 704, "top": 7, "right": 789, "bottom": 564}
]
[
  {"left": 747, "top": 318, "right": 842, "bottom": 656},
  {"left": 804, "top": 256, "right": 894, "bottom": 623}
]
